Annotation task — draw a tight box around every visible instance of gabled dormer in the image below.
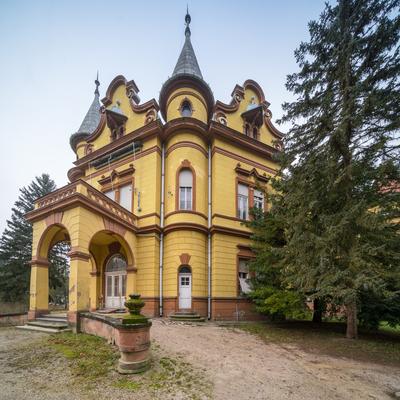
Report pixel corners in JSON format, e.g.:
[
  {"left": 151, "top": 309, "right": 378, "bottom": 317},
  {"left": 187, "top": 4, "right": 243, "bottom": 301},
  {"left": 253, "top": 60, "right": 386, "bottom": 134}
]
[{"left": 213, "top": 79, "right": 284, "bottom": 149}]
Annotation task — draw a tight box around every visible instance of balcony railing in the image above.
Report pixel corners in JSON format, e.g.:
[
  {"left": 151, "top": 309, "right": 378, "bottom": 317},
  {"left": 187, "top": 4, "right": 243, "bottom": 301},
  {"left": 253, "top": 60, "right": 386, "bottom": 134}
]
[{"left": 27, "top": 180, "right": 136, "bottom": 229}]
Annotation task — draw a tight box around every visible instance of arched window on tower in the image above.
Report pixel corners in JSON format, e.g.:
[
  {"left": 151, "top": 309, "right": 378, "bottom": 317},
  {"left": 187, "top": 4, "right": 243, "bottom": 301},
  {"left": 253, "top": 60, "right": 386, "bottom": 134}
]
[
  {"left": 180, "top": 100, "right": 193, "bottom": 117},
  {"left": 179, "top": 169, "right": 193, "bottom": 210}
]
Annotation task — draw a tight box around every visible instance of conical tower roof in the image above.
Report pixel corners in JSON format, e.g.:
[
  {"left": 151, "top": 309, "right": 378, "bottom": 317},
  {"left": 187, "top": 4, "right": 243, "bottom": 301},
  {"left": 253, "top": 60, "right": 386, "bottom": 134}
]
[
  {"left": 159, "top": 9, "right": 214, "bottom": 121},
  {"left": 70, "top": 76, "right": 101, "bottom": 151},
  {"left": 172, "top": 17, "right": 203, "bottom": 79}
]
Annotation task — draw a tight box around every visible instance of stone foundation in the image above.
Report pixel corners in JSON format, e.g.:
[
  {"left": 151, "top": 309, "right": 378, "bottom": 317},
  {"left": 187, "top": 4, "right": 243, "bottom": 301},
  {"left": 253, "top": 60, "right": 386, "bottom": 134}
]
[
  {"left": 211, "top": 298, "right": 266, "bottom": 321},
  {"left": 142, "top": 297, "right": 263, "bottom": 321}
]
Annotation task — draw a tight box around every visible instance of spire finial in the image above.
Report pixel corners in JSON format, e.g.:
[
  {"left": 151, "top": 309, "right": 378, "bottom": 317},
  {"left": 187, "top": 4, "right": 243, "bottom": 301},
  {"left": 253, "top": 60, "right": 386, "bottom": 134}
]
[
  {"left": 94, "top": 71, "right": 100, "bottom": 96},
  {"left": 185, "top": 5, "right": 191, "bottom": 38}
]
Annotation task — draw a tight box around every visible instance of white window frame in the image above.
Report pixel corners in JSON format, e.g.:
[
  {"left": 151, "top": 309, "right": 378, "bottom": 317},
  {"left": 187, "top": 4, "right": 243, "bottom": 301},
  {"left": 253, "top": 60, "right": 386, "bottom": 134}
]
[
  {"left": 237, "top": 183, "right": 249, "bottom": 220},
  {"left": 253, "top": 189, "right": 264, "bottom": 211},
  {"left": 179, "top": 169, "right": 193, "bottom": 210},
  {"left": 119, "top": 183, "right": 133, "bottom": 212},
  {"left": 238, "top": 259, "right": 251, "bottom": 295},
  {"left": 104, "top": 189, "right": 116, "bottom": 201}
]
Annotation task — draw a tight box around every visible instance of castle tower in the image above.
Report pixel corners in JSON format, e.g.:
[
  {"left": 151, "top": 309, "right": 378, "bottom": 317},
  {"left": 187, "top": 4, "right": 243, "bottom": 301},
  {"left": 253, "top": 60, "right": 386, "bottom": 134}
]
[{"left": 160, "top": 10, "right": 212, "bottom": 315}]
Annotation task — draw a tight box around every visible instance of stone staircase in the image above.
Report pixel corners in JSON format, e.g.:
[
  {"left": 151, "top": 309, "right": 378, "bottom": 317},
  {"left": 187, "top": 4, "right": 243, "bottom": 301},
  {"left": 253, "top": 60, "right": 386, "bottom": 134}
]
[
  {"left": 16, "top": 313, "right": 71, "bottom": 333},
  {"left": 169, "top": 311, "right": 206, "bottom": 322}
]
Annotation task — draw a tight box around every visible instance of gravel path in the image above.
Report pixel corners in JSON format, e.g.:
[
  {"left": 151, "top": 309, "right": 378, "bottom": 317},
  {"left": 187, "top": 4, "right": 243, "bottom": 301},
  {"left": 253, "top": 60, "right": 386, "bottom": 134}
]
[
  {"left": 0, "top": 321, "right": 399, "bottom": 399},
  {"left": 152, "top": 320, "right": 400, "bottom": 400}
]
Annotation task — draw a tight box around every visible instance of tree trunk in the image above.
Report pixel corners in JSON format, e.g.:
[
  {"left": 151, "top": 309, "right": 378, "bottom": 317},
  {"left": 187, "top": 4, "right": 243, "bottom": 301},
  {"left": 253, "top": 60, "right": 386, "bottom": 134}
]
[
  {"left": 312, "top": 298, "right": 323, "bottom": 323},
  {"left": 345, "top": 301, "right": 358, "bottom": 339}
]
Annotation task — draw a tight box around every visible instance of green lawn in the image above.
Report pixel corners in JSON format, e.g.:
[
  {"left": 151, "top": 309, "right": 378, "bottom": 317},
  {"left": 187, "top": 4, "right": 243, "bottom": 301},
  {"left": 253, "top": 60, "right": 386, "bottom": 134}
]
[{"left": 236, "top": 320, "right": 400, "bottom": 367}]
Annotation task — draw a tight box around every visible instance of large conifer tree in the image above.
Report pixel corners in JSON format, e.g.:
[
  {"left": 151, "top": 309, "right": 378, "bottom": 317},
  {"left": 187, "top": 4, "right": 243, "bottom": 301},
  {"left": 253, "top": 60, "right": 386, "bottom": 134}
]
[
  {"left": 0, "top": 174, "right": 69, "bottom": 305},
  {"left": 273, "top": 0, "right": 400, "bottom": 338}
]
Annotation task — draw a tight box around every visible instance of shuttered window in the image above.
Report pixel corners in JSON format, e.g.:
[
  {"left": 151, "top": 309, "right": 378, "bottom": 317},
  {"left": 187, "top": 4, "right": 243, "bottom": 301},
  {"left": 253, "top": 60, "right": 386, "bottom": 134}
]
[
  {"left": 119, "top": 184, "right": 132, "bottom": 211},
  {"left": 179, "top": 169, "right": 193, "bottom": 210}
]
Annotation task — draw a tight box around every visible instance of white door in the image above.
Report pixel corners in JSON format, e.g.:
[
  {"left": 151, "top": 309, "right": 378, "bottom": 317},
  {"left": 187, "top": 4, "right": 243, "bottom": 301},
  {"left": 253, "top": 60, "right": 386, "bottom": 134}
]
[
  {"left": 105, "top": 272, "right": 126, "bottom": 308},
  {"left": 179, "top": 273, "right": 192, "bottom": 309}
]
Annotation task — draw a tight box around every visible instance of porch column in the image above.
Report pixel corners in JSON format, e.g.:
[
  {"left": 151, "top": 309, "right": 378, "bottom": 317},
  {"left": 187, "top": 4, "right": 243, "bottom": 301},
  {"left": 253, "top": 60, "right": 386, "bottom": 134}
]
[
  {"left": 89, "top": 271, "right": 100, "bottom": 311},
  {"left": 28, "top": 257, "right": 49, "bottom": 320},
  {"left": 126, "top": 265, "right": 137, "bottom": 297},
  {"left": 67, "top": 250, "right": 91, "bottom": 329}
]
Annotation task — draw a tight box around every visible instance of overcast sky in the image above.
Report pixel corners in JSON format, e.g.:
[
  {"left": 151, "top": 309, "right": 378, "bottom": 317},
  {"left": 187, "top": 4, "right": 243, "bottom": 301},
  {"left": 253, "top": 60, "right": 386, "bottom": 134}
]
[{"left": 0, "top": 0, "right": 326, "bottom": 234}]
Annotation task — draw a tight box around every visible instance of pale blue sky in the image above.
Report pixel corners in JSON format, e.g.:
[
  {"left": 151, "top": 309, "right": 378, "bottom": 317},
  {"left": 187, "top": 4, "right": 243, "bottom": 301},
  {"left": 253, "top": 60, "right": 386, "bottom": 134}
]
[{"left": 0, "top": 0, "right": 326, "bottom": 234}]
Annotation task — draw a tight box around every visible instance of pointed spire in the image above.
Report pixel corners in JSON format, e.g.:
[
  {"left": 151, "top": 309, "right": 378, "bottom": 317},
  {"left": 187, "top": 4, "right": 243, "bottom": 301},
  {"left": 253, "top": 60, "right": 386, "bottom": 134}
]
[
  {"left": 94, "top": 71, "right": 100, "bottom": 96},
  {"left": 172, "top": 7, "right": 202, "bottom": 79},
  {"left": 70, "top": 75, "right": 102, "bottom": 150}
]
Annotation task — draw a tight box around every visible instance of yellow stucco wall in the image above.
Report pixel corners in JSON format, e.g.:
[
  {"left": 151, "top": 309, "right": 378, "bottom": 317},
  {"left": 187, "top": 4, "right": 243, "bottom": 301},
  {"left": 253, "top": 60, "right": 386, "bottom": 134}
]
[
  {"left": 166, "top": 88, "right": 208, "bottom": 123},
  {"left": 163, "top": 230, "right": 207, "bottom": 298}
]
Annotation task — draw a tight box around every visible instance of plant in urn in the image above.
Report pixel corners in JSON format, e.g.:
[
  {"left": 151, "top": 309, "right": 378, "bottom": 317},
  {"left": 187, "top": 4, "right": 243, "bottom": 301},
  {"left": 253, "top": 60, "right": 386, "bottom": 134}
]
[{"left": 123, "top": 294, "right": 148, "bottom": 324}]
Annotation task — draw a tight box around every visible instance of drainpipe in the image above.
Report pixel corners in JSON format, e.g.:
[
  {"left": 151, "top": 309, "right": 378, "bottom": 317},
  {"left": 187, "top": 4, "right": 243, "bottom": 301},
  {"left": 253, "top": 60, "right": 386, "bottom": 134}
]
[
  {"left": 159, "top": 144, "right": 165, "bottom": 317},
  {"left": 207, "top": 144, "right": 212, "bottom": 319}
]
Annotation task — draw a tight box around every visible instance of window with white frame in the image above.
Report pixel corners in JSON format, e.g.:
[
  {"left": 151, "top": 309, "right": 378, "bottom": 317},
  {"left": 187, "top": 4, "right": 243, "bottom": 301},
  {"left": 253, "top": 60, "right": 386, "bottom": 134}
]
[
  {"left": 237, "top": 183, "right": 249, "bottom": 220},
  {"left": 104, "top": 189, "right": 116, "bottom": 201},
  {"left": 238, "top": 259, "right": 251, "bottom": 295},
  {"left": 119, "top": 184, "right": 133, "bottom": 211},
  {"left": 253, "top": 189, "right": 264, "bottom": 211},
  {"left": 179, "top": 169, "right": 193, "bottom": 210}
]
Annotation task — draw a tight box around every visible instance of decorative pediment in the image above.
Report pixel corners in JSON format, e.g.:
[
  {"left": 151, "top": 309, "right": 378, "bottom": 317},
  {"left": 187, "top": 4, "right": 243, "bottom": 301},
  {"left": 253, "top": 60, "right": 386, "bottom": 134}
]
[
  {"left": 98, "top": 164, "right": 135, "bottom": 185},
  {"left": 213, "top": 79, "right": 283, "bottom": 141},
  {"left": 235, "top": 163, "right": 269, "bottom": 183},
  {"left": 179, "top": 253, "right": 191, "bottom": 265}
]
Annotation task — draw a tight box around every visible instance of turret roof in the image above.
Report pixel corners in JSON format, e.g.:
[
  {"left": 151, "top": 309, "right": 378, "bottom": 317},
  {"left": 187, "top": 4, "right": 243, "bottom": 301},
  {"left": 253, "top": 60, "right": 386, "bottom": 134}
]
[
  {"left": 172, "top": 13, "right": 203, "bottom": 79},
  {"left": 70, "top": 76, "right": 101, "bottom": 150}
]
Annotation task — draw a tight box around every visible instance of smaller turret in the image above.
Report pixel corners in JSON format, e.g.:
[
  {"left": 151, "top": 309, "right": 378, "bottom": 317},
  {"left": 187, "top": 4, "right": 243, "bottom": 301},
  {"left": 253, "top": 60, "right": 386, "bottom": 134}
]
[{"left": 70, "top": 74, "right": 101, "bottom": 152}]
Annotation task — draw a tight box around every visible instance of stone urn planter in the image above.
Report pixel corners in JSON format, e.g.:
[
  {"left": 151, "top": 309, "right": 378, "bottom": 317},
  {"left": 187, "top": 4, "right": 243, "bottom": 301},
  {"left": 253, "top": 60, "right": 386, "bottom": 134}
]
[{"left": 117, "top": 294, "right": 151, "bottom": 374}]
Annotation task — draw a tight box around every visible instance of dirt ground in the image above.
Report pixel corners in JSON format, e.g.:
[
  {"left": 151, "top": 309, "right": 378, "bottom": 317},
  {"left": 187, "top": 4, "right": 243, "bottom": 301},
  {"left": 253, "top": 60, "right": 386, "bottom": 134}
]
[{"left": 0, "top": 320, "right": 399, "bottom": 400}]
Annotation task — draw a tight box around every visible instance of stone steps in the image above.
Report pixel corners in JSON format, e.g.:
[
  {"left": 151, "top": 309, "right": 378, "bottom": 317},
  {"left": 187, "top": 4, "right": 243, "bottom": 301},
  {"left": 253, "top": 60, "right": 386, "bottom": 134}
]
[
  {"left": 16, "top": 312, "right": 69, "bottom": 334},
  {"left": 16, "top": 325, "right": 71, "bottom": 334},
  {"left": 169, "top": 313, "right": 206, "bottom": 322},
  {"left": 36, "top": 317, "right": 67, "bottom": 323}
]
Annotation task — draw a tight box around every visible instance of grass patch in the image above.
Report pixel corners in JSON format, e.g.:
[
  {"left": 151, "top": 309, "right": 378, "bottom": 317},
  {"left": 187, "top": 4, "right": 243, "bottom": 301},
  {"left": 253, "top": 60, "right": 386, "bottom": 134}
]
[
  {"left": 380, "top": 321, "right": 400, "bottom": 334},
  {"left": 112, "top": 378, "right": 142, "bottom": 391},
  {"left": 47, "top": 332, "right": 119, "bottom": 380},
  {"left": 236, "top": 320, "right": 400, "bottom": 366},
  {"left": 109, "top": 343, "right": 212, "bottom": 399},
  {"left": 46, "top": 333, "right": 211, "bottom": 399}
]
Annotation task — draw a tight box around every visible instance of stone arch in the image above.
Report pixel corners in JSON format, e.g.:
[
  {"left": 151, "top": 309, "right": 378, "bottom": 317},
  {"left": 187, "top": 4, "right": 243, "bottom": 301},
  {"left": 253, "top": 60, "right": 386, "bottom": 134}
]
[
  {"left": 88, "top": 229, "right": 135, "bottom": 272},
  {"left": 36, "top": 223, "right": 71, "bottom": 259}
]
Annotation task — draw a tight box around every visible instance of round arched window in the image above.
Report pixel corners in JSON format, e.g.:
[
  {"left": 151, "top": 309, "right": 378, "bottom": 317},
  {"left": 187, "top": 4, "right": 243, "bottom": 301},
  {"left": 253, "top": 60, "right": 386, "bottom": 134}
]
[
  {"left": 179, "top": 265, "right": 191, "bottom": 274},
  {"left": 106, "top": 254, "right": 127, "bottom": 272},
  {"left": 180, "top": 100, "right": 193, "bottom": 117}
]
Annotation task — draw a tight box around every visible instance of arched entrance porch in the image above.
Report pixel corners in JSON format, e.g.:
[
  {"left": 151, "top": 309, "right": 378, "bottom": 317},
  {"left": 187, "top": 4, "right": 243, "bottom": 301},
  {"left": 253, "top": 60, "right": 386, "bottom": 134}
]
[{"left": 88, "top": 230, "right": 136, "bottom": 311}]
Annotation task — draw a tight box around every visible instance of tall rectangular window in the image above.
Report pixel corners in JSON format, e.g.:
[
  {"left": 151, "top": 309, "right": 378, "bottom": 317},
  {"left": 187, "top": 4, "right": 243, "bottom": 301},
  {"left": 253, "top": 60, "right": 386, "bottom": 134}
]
[
  {"left": 119, "top": 184, "right": 133, "bottom": 212},
  {"left": 179, "top": 169, "right": 193, "bottom": 210},
  {"left": 237, "top": 183, "right": 249, "bottom": 220},
  {"left": 253, "top": 189, "right": 264, "bottom": 211}
]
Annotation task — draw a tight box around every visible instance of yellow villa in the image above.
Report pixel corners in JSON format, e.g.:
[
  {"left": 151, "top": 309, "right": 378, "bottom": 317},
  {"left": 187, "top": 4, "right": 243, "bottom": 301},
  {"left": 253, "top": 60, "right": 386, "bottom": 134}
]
[{"left": 26, "top": 11, "right": 283, "bottom": 327}]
